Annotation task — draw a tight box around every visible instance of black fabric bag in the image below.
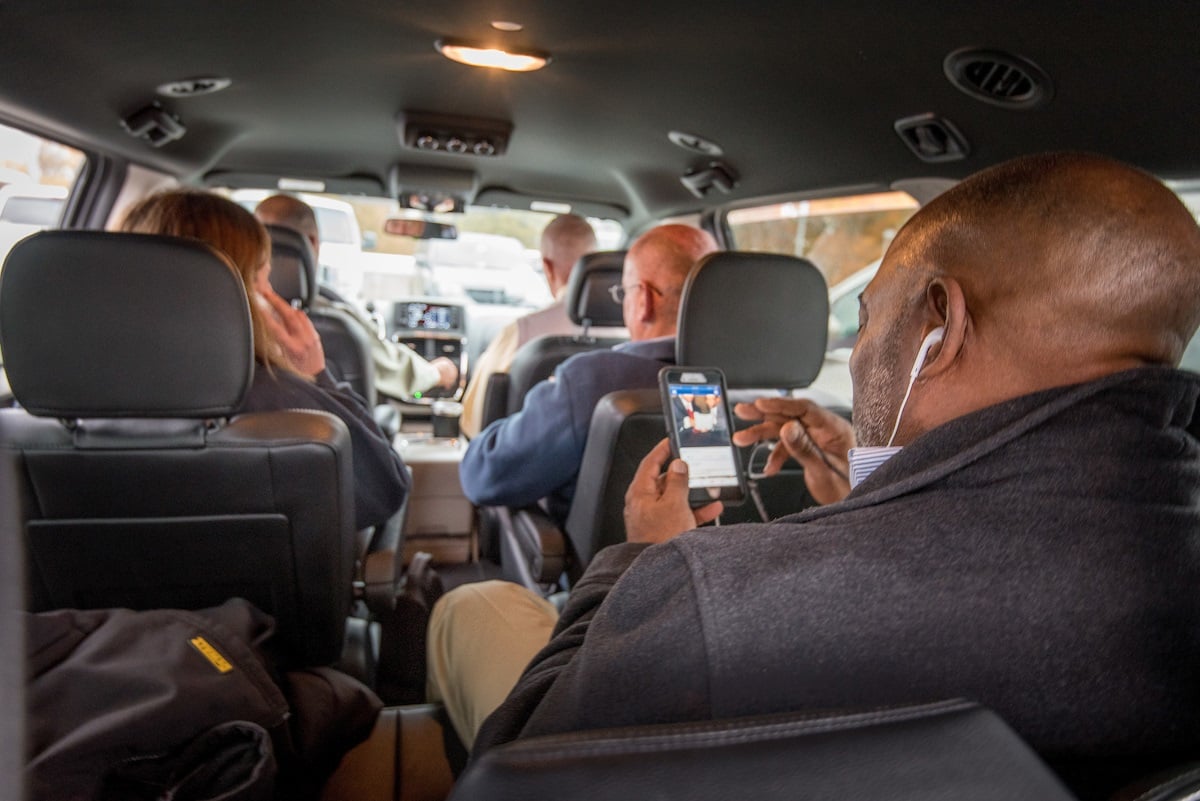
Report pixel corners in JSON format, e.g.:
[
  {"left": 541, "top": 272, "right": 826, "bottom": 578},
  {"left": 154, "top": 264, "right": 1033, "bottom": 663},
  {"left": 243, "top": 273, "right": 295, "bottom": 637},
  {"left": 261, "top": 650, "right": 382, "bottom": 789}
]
[{"left": 26, "top": 598, "right": 381, "bottom": 801}]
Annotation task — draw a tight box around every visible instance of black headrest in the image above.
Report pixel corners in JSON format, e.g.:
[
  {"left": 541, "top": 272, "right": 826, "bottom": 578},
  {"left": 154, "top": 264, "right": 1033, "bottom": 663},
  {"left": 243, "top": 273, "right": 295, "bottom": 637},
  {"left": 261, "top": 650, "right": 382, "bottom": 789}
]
[
  {"left": 264, "top": 224, "right": 316, "bottom": 309},
  {"left": 564, "top": 250, "right": 626, "bottom": 328},
  {"left": 0, "top": 231, "right": 253, "bottom": 418},
  {"left": 677, "top": 252, "right": 828, "bottom": 389}
]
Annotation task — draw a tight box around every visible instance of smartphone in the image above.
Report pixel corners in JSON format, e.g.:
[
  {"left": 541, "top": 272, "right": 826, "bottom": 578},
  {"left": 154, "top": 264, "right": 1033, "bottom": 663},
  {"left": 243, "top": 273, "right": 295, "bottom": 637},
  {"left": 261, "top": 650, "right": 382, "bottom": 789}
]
[{"left": 659, "top": 366, "right": 746, "bottom": 506}]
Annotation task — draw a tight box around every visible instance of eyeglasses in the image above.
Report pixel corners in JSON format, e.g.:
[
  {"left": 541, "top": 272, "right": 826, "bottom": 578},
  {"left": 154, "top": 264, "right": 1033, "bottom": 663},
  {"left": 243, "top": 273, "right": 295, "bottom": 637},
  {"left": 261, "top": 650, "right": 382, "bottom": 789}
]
[{"left": 607, "top": 281, "right": 666, "bottom": 304}]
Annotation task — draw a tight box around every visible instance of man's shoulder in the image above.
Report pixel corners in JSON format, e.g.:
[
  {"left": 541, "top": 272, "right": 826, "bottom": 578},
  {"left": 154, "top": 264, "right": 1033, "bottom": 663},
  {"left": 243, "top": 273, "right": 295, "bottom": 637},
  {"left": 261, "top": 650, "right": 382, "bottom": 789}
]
[
  {"left": 557, "top": 339, "right": 672, "bottom": 384},
  {"left": 516, "top": 301, "right": 574, "bottom": 345}
]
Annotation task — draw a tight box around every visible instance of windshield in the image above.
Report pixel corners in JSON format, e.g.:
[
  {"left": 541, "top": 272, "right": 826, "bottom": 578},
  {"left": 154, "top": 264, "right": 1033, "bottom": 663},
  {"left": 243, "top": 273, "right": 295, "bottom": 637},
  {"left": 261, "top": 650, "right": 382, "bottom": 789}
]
[{"left": 225, "top": 189, "right": 623, "bottom": 311}]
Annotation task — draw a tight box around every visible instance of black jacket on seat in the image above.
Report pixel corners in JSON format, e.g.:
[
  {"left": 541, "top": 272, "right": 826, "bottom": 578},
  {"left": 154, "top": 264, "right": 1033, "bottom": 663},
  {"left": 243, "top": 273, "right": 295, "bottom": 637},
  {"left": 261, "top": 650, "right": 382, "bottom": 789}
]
[{"left": 476, "top": 367, "right": 1200, "bottom": 794}]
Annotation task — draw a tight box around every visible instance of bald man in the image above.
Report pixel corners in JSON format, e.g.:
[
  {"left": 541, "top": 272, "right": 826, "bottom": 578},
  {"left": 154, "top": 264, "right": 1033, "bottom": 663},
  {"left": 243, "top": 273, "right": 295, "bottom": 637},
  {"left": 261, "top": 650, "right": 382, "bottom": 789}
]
[
  {"left": 458, "top": 223, "right": 717, "bottom": 526},
  {"left": 465, "top": 154, "right": 1200, "bottom": 793},
  {"left": 433, "top": 224, "right": 715, "bottom": 746},
  {"left": 254, "top": 194, "right": 457, "bottom": 400},
  {"left": 460, "top": 214, "right": 624, "bottom": 438}
]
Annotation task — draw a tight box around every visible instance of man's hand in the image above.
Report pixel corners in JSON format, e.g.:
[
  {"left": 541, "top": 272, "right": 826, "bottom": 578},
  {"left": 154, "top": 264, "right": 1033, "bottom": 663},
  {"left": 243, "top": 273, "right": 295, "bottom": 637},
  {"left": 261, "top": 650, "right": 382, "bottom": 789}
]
[
  {"left": 732, "top": 397, "right": 854, "bottom": 505},
  {"left": 431, "top": 356, "right": 459, "bottom": 389},
  {"left": 258, "top": 288, "right": 326, "bottom": 377},
  {"left": 624, "top": 439, "right": 723, "bottom": 545}
]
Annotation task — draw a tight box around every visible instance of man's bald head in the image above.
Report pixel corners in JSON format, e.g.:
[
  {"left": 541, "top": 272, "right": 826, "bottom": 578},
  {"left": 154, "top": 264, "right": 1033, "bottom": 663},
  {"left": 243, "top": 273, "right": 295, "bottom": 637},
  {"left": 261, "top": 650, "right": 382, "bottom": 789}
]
[
  {"left": 255, "top": 194, "right": 321, "bottom": 257},
  {"left": 852, "top": 152, "right": 1200, "bottom": 446},
  {"left": 622, "top": 224, "right": 719, "bottom": 341},
  {"left": 540, "top": 214, "right": 597, "bottom": 298}
]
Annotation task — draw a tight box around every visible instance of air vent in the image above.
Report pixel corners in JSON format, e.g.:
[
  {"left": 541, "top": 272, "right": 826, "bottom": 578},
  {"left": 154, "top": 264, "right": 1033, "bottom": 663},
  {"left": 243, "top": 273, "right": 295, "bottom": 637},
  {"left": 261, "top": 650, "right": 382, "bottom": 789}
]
[
  {"left": 944, "top": 48, "right": 1052, "bottom": 110},
  {"left": 156, "top": 77, "right": 232, "bottom": 98},
  {"left": 668, "top": 130, "right": 723, "bottom": 157}
]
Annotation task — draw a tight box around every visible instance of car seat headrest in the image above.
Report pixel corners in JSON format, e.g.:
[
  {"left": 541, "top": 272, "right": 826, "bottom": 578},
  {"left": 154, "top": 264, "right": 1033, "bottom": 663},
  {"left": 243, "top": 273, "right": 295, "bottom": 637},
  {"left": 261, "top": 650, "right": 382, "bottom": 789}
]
[
  {"left": 0, "top": 231, "right": 254, "bottom": 418},
  {"left": 565, "top": 250, "right": 626, "bottom": 328},
  {"left": 677, "top": 252, "right": 829, "bottom": 389},
  {"left": 264, "top": 224, "right": 316, "bottom": 309}
]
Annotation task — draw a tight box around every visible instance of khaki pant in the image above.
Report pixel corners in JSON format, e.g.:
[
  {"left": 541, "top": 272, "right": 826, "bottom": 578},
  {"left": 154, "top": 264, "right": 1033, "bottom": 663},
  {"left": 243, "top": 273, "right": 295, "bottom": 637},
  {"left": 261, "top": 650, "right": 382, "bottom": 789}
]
[{"left": 426, "top": 580, "right": 558, "bottom": 748}]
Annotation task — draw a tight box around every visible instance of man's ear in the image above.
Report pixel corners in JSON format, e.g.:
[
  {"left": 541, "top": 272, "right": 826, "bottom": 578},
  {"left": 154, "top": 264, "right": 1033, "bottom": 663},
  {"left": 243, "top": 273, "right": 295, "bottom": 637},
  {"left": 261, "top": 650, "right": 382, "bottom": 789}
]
[{"left": 918, "top": 277, "right": 968, "bottom": 378}]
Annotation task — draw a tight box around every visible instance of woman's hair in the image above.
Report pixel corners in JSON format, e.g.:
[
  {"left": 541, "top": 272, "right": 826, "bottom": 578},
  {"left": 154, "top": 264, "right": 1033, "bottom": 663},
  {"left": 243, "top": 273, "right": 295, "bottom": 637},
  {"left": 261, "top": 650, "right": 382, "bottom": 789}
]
[{"left": 118, "top": 189, "right": 294, "bottom": 373}]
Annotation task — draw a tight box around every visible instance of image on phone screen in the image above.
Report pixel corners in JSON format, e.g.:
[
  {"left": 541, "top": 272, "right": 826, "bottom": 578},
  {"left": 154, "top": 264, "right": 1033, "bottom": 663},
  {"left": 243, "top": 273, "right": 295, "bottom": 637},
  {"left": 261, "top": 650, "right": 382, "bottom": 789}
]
[{"left": 665, "top": 381, "right": 740, "bottom": 491}]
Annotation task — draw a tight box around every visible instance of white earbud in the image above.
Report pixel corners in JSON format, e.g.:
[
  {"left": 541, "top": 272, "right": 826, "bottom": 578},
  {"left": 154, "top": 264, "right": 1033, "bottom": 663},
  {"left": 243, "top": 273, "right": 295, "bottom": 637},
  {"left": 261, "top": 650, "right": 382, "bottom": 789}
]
[{"left": 909, "top": 326, "right": 946, "bottom": 379}]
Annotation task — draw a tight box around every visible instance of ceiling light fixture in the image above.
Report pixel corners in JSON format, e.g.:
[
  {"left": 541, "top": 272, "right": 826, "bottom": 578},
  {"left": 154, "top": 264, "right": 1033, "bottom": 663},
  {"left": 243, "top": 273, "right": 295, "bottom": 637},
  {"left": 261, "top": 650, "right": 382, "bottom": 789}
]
[
  {"left": 490, "top": 21, "right": 524, "bottom": 32},
  {"left": 436, "top": 38, "right": 549, "bottom": 72}
]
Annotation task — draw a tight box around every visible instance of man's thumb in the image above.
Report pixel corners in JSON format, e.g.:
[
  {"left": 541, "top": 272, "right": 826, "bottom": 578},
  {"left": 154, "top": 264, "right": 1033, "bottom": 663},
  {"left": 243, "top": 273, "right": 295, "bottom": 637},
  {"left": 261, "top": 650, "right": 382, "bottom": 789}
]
[{"left": 666, "top": 458, "right": 690, "bottom": 490}]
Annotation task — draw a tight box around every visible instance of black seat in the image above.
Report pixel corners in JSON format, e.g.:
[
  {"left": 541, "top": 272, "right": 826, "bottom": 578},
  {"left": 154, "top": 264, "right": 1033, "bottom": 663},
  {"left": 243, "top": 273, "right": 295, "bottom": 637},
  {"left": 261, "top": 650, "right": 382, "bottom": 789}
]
[
  {"left": 560, "top": 251, "right": 830, "bottom": 578},
  {"left": 495, "top": 251, "right": 828, "bottom": 591},
  {"left": 0, "top": 230, "right": 357, "bottom": 666},
  {"left": 264, "top": 223, "right": 378, "bottom": 407},
  {"left": 450, "top": 700, "right": 1078, "bottom": 801},
  {"left": 479, "top": 250, "right": 628, "bottom": 428}
]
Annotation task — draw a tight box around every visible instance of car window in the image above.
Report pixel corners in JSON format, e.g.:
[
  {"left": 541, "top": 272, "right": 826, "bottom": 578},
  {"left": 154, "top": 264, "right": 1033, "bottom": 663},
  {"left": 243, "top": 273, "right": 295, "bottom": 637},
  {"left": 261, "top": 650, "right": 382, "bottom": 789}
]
[
  {"left": 0, "top": 121, "right": 87, "bottom": 266},
  {"left": 1168, "top": 184, "right": 1200, "bottom": 372}
]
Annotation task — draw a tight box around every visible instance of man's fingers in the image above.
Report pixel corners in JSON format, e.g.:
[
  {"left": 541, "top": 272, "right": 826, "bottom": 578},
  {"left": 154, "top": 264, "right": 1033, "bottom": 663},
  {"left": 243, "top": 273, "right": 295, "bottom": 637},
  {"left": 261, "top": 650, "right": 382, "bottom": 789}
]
[
  {"left": 733, "top": 401, "right": 765, "bottom": 422},
  {"left": 693, "top": 500, "right": 724, "bottom": 526},
  {"left": 628, "top": 439, "right": 673, "bottom": 497},
  {"left": 763, "top": 440, "right": 791, "bottom": 476},
  {"left": 732, "top": 421, "right": 781, "bottom": 447}
]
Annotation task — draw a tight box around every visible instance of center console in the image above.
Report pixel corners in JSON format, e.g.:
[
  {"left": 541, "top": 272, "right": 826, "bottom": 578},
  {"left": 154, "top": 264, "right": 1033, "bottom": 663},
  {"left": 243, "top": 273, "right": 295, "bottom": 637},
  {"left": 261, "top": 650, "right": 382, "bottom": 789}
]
[{"left": 387, "top": 299, "right": 467, "bottom": 403}]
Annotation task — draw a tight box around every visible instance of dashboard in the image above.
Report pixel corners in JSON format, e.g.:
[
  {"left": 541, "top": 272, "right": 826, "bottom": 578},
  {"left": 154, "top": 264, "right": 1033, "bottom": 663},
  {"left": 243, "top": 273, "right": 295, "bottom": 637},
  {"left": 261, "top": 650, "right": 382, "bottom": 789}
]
[{"left": 389, "top": 300, "right": 467, "bottom": 402}]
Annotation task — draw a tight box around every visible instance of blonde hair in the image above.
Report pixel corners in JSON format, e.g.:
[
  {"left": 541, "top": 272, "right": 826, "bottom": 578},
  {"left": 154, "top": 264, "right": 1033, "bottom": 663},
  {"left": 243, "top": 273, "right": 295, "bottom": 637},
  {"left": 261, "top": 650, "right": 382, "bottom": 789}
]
[{"left": 118, "top": 189, "right": 295, "bottom": 374}]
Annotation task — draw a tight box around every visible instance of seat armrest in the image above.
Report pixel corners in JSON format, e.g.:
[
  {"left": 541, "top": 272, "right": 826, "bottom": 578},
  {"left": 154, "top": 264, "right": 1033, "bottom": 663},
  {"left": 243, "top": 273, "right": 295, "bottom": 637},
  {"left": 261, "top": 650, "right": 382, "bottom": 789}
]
[
  {"left": 496, "top": 505, "right": 567, "bottom": 592},
  {"left": 357, "top": 498, "right": 408, "bottom": 614},
  {"left": 480, "top": 372, "right": 510, "bottom": 431}
]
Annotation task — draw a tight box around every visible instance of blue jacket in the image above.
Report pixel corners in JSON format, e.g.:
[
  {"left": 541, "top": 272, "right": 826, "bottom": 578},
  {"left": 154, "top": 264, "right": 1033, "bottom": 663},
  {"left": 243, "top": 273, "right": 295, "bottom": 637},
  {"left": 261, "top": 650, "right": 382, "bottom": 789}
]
[{"left": 460, "top": 337, "right": 675, "bottom": 524}]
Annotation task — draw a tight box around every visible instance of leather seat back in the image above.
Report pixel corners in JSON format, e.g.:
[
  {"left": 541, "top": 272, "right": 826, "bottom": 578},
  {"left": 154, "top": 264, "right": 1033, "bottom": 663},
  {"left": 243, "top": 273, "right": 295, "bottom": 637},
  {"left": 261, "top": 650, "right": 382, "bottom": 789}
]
[
  {"left": 265, "top": 223, "right": 378, "bottom": 406},
  {"left": 482, "top": 251, "right": 628, "bottom": 429},
  {"left": 564, "top": 252, "right": 828, "bottom": 571},
  {"left": 450, "top": 701, "right": 1076, "bottom": 801},
  {"left": 0, "top": 231, "right": 356, "bottom": 666}
]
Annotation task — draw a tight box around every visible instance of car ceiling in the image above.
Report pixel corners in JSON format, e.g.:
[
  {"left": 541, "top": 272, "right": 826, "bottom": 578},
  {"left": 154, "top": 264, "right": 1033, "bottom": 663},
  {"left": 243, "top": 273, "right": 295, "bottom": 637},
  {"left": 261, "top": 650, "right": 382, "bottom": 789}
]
[{"left": 1, "top": 1, "right": 1197, "bottom": 227}]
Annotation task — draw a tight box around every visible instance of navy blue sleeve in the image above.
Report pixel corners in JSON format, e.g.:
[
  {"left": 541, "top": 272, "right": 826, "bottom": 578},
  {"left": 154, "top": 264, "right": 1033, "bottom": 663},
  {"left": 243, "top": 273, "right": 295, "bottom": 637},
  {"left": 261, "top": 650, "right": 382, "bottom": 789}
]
[{"left": 459, "top": 359, "right": 587, "bottom": 508}]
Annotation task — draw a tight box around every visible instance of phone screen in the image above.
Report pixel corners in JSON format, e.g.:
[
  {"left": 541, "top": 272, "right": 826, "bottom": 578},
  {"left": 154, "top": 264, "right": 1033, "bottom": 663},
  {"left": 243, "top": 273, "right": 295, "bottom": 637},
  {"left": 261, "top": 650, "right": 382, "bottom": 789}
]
[{"left": 661, "top": 368, "right": 744, "bottom": 503}]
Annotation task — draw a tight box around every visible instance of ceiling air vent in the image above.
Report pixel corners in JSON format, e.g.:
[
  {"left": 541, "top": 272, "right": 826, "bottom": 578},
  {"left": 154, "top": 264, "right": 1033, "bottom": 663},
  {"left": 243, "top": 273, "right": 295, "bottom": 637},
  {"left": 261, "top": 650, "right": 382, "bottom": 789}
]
[
  {"left": 156, "top": 77, "right": 232, "bottom": 98},
  {"left": 944, "top": 48, "right": 1052, "bottom": 110}
]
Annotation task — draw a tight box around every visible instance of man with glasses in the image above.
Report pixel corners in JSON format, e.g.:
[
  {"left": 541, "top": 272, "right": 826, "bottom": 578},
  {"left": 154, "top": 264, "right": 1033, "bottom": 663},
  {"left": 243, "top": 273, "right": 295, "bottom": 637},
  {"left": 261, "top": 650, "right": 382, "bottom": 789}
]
[
  {"left": 459, "top": 224, "right": 717, "bottom": 529},
  {"left": 460, "top": 214, "right": 617, "bottom": 438},
  {"left": 444, "top": 224, "right": 714, "bottom": 747}
]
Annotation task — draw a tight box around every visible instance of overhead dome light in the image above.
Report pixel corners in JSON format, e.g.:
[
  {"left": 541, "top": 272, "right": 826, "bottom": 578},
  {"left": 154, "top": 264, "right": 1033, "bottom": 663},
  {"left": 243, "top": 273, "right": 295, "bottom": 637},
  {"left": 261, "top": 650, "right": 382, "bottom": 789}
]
[{"left": 436, "top": 38, "right": 549, "bottom": 72}]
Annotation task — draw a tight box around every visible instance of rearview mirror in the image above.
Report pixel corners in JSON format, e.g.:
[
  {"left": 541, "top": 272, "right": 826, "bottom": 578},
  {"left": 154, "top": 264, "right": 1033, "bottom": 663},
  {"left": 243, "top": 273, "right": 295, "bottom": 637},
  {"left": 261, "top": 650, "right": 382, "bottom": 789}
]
[
  {"left": 397, "top": 191, "right": 465, "bottom": 214},
  {"left": 384, "top": 218, "right": 459, "bottom": 240}
]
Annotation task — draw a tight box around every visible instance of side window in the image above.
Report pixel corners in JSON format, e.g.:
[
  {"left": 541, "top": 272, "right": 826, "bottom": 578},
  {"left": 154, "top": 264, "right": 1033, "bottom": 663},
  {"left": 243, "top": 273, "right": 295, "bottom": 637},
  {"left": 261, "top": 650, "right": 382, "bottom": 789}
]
[
  {"left": 727, "top": 191, "right": 919, "bottom": 354},
  {"left": 0, "top": 122, "right": 88, "bottom": 265},
  {"left": 0, "top": 123, "right": 88, "bottom": 401},
  {"left": 725, "top": 192, "right": 918, "bottom": 405},
  {"left": 1169, "top": 184, "right": 1200, "bottom": 373}
]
